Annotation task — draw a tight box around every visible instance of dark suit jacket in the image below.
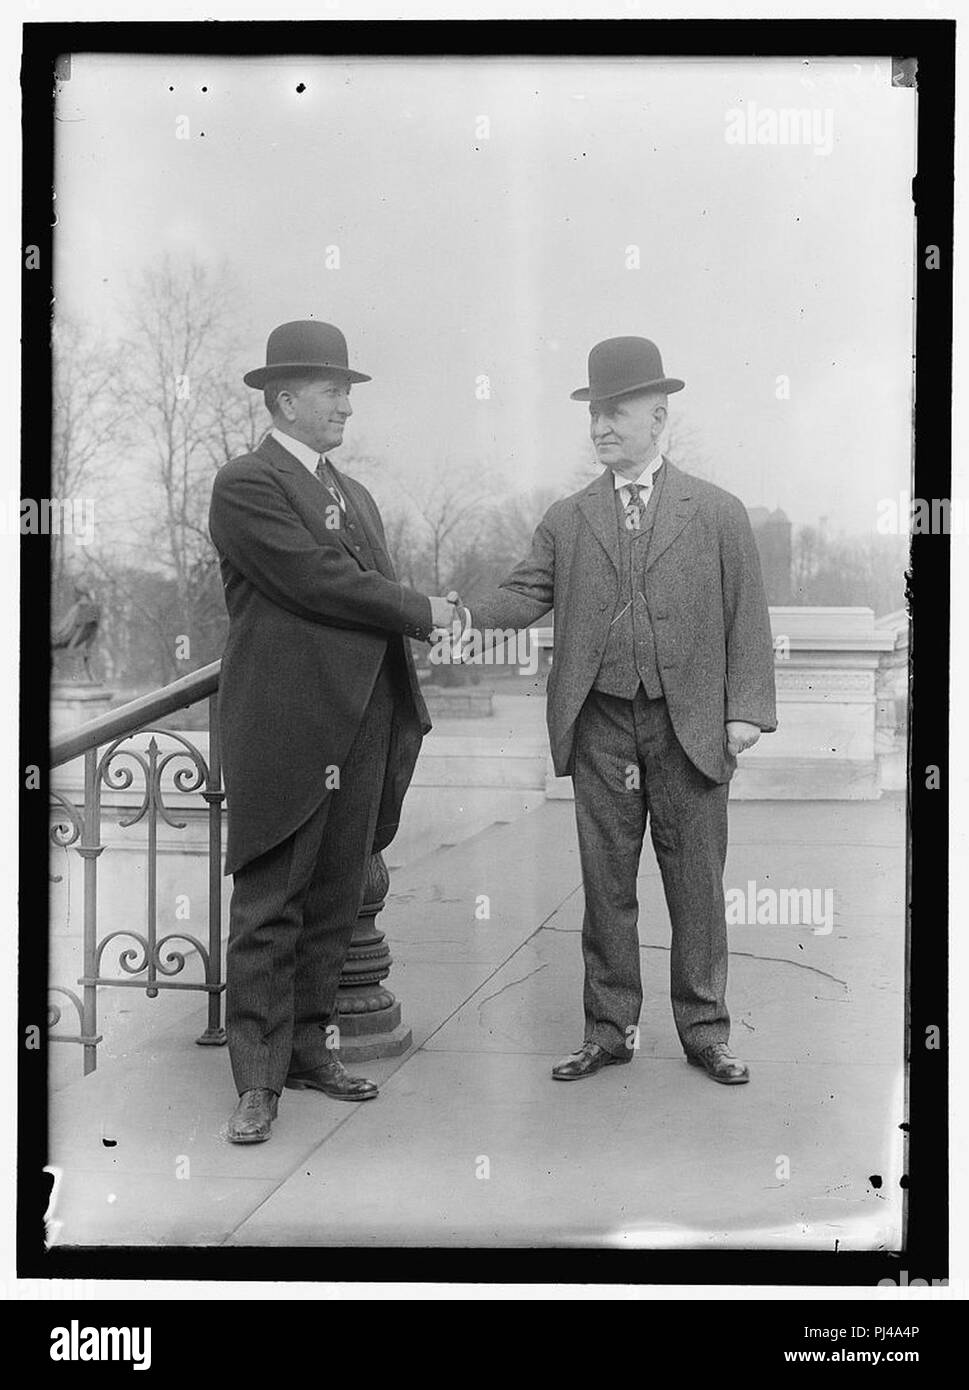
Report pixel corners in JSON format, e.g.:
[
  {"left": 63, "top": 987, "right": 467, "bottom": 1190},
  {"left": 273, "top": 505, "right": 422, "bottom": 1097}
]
[
  {"left": 208, "top": 434, "right": 433, "bottom": 876},
  {"left": 472, "top": 460, "right": 777, "bottom": 782}
]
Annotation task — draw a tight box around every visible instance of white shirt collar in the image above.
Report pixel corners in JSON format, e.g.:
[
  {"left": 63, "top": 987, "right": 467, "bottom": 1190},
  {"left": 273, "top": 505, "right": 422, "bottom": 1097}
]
[
  {"left": 270, "top": 426, "right": 324, "bottom": 475},
  {"left": 612, "top": 453, "right": 665, "bottom": 494}
]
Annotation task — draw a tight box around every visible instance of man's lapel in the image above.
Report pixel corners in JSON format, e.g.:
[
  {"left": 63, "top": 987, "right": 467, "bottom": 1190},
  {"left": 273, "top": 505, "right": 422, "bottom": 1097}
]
[
  {"left": 257, "top": 431, "right": 302, "bottom": 475},
  {"left": 577, "top": 469, "right": 620, "bottom": 572},
  {"left": 257, "top": 434, "right": 369, "bottom": 571},
  {"left": 645, "top": 460, "right": 699, "bottom": 570},
  {"left": 329, "top": 462, "right": 390, "bottom": 575}
]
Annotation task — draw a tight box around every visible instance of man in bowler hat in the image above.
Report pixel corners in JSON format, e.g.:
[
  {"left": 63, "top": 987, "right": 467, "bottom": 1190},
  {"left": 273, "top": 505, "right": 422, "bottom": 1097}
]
[
  {"left": 461, "top": 337, "right": 777, "bottom": 1084},
  {"left": 209, "top": 321, "right": 459, "bottom": 1142}
]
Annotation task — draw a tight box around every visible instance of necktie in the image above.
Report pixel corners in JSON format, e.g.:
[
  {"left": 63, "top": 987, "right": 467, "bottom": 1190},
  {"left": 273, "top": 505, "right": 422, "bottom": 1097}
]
[
  {"left": 623, "top": 482, "right": 646, "bottom": 531},
  {"left": 315, "top": 457, "right": 346, "bottom": 512}
]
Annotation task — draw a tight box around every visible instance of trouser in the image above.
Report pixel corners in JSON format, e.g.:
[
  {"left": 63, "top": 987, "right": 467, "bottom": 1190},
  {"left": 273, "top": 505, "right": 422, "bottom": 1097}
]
[
  {"left": 572, "top": 687, "right": 730, "bottom": 1057},
  {"left": 225, "top": 660, "right": 395, "bottom": 1095}
]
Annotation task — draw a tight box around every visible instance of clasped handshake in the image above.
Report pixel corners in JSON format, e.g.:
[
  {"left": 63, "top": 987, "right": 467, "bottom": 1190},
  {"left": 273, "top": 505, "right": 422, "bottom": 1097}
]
[{"left": 427, "top": 590, "right": 469, "bottom": 644}]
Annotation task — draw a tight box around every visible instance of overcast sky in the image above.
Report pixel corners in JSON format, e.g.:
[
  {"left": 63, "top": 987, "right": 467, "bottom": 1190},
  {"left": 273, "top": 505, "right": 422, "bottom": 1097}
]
[{"left": 53, "top": 53, "right": 916, "bottom": 533}]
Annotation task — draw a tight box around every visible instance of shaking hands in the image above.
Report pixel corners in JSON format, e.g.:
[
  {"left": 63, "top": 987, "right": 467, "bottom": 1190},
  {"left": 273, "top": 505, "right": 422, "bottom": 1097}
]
[
  {"left": 428, "top": 594, "right": 460, "bottom": 632},
  {"left": 428, "top": 591, "right": 470, "bottom": 646}
]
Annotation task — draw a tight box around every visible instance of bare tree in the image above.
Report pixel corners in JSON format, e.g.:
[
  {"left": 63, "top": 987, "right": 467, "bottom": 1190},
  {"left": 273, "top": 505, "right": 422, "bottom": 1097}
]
[
  {"left": 791, "top": 525, "right": 908, "bottom": 613},
  {"left": 490, "top": 486, "right": 560, "bottom": 563},
  {"left": 664, "top": 411, "right": 714, "bottom": 480},
  {"left": 419, "top": 477, "right": 490, "bottom": 591},
  {"left": 50, "top": 316, "right": 130, "bottom": 597},
  {"left": 120, "top": 257, "right": 255, "bottom": 680},
  {"left": 204, "top": 381, "right": 266, "bottom": 473},
  {"left": 791, "top": 523, "right": 824, "bottom": 599},
  {"left": 377, "top": 464, "right": 490, "bottom": 593},
  {"left": 78, "top": 548, "right": 174, "bottom": 687},
  {"left": 380, "top": 506, "right": 425, "bottom": 589}
]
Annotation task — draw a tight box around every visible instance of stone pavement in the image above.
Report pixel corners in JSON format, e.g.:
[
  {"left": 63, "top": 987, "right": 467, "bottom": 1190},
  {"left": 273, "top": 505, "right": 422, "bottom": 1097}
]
[{"left": 47, "top": 795, "right": 906, "bottom": 1249}]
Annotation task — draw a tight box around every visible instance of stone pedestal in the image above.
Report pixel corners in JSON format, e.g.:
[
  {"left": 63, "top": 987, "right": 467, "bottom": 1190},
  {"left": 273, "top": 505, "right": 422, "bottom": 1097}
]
[
  {"left": 51, "top": 682, "right": 115, "bottom": 738},
  {"left": 335, "top": 850, "right": 413, "bottom": 1062},
  {"left": 873, "top": 609, "right": 909, "bottom": 793}
]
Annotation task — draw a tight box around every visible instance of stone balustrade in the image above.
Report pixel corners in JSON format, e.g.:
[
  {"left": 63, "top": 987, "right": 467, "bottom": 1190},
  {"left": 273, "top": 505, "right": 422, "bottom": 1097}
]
[{"left": 544, "top": 606, "right": 908, "bottom": 800}]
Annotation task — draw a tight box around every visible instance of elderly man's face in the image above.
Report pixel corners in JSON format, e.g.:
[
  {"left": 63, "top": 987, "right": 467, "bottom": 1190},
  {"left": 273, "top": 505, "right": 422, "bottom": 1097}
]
[
  {"left": 279, "top": 374, "right": 354, "bottom": 453},
  {"left": 589, "top": 391, "right": 666, "bottom": 475}
]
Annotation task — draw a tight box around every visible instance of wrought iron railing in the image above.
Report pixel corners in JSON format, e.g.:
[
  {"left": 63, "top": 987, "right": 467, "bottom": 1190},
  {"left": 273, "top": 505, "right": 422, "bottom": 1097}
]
[
  {"left": 49, "top": 660, "right": 411, "bottom": 1076},
  {"left": 49, "top": 662, "right": 225, "bottom": 1075}
]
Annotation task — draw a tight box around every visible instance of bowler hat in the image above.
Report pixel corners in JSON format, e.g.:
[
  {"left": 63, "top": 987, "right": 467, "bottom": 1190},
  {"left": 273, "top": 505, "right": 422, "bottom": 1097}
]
[
  {"left": 570, "top": 336, "right": 684, "bottom": 402},
  {"left": 243, "top": 320, "right": 372, "bottom": 389}
]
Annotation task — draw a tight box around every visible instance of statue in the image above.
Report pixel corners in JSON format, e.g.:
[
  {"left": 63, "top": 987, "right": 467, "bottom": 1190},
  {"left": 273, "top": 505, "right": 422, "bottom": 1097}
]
[{"left": 52, "top": 583, "right": 101, "bottom": 684}]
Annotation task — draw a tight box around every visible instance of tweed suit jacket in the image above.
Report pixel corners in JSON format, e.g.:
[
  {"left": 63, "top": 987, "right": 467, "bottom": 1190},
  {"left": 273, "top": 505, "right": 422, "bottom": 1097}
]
[
  {"left": 472, "top": 460, "right": 777, "bottom": 782},
  {"left": 209, "top": 433, "right": 433, "bottom": 876}
]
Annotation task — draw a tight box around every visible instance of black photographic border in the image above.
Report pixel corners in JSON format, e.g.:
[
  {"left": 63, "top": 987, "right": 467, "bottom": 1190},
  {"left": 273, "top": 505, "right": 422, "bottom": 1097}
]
[{"left": 18, "top": 16, "right": 953, "bottom": 1291}]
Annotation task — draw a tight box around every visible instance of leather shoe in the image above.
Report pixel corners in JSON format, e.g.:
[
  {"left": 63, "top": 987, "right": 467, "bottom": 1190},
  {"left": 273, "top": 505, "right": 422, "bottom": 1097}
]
[
  {"left": 227, "top": 1087, "right": 278, "bottom": 1144},
  {"left": 285, "top": 1052, "right": 378, "bottom": 1101},
  {"left": 686, "top": 1043, "right": 750, "bottom": 1085},
  {"left": 552, "top": 1039, "right": 632, "bottom": 1081}
]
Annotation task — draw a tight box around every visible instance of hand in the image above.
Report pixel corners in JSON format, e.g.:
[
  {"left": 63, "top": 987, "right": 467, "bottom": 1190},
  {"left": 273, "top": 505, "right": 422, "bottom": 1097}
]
[
  {"left": 725, "top": 721, "right": 761, "bottom": 757},
  {"left": 445, "top": 590, "right": 470, "bottom": 637},
  {"left": 428, "top": 595, "right": 460, "bottom": 633}
]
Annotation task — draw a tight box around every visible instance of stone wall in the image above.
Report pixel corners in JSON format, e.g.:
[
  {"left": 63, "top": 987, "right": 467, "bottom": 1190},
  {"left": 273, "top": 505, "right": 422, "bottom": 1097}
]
[{"left": 545, "top": 607, "right": 908, "bottom": 801}]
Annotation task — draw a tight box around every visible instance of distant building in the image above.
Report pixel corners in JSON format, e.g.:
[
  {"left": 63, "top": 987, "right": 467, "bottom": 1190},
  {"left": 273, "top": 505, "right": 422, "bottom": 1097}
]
[{"left": 747, "top": 506, "right": 792, "bottom": 604}]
